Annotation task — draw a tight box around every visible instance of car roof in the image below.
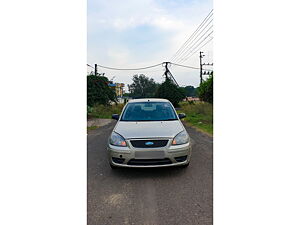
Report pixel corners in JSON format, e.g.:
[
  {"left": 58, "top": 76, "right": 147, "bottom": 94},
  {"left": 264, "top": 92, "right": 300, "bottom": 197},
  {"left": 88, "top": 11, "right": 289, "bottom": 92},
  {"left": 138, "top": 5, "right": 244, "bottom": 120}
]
[{"left": 128, "top": 98, "right": 170, "bottom": 103}]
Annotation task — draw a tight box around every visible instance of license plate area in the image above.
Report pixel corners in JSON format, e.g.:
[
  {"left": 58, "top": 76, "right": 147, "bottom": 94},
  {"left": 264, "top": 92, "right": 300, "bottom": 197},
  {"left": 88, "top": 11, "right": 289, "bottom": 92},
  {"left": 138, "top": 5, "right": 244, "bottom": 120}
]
[{"left": 135, "top": 151, "right": 165, "bottom": 159}]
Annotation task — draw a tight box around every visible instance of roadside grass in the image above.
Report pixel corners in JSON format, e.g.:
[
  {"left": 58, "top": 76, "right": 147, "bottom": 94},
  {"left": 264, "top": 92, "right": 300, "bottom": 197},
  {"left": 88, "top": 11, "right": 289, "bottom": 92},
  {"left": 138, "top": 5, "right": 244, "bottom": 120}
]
[
  {"left": 87, "top": 126, "right": 99, "bottom": 131},
  {"left": 177, "top": 101, "right": 213, "bottom": 135},
  {"left": 88, "top": 104, "right": 124, "bottom": 119}
]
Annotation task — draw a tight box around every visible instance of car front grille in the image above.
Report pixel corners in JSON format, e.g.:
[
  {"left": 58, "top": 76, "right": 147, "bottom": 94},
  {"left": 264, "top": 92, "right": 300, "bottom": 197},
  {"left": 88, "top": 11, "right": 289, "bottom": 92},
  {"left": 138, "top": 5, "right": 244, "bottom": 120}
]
[
  {"left": 127, "top": 158, "right": 172, "bottom": 166},
  {"left": 130, "top": 139, "right": 169, "bottom": 148}
]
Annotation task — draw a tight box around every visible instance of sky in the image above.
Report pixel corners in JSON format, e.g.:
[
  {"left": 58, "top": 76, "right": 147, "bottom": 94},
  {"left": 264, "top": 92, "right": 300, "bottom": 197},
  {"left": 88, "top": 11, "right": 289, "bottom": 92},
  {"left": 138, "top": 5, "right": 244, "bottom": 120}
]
[{"left": 88, "top": 0, "right": 213, "bottom": 90}]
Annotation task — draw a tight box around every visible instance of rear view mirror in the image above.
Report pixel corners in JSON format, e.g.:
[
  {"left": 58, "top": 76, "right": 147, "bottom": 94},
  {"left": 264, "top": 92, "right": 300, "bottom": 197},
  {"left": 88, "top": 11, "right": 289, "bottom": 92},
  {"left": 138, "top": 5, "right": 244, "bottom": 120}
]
[
  {"left": 112, "top": 114, "right": 119, "bottom": 120},
  {"left": 178, "top": 113, "right": 186, "bottom": 119}
]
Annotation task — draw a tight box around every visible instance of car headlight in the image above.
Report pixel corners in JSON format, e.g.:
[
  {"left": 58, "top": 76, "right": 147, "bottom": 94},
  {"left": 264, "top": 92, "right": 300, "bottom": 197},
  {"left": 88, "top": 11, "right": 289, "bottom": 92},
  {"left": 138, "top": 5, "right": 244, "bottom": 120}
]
[
  {"left": 110, "top": 132, "right": 127, "bottom": 147},
  {"left": 172, "top": 130, "right": 189, "bottom": 145}
]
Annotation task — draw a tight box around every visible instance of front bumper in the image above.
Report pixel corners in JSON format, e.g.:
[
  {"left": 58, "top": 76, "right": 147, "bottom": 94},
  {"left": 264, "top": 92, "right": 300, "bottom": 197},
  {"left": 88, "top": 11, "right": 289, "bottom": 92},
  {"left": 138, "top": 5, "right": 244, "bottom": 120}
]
[{"left": 107, "top": 140, "right": 192, "bottom": 168}]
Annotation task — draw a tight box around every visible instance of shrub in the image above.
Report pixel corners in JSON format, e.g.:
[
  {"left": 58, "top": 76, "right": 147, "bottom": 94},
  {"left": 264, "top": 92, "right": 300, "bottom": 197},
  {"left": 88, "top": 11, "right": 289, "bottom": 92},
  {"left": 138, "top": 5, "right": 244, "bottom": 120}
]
[
  {"left": 87, "top": 75, "right": 117, "bottom": 106},
  {"left": 198, "top": 76, "right": 213, "bottom": 104}
]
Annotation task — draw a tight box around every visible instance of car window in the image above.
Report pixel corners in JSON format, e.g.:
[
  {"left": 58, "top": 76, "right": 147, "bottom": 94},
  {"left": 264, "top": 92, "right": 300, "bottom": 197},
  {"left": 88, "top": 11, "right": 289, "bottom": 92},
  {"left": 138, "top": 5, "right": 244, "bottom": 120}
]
[{"left": 121, "top": 102, "right": 178, "bottom": 121}]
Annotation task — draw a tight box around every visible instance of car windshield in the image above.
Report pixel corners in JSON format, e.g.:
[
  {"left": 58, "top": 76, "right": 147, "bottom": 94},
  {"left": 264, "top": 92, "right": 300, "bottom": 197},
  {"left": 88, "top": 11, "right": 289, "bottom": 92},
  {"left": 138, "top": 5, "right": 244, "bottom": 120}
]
[{"left": 121, "top": 102, "right": 178, "bottom": 121}]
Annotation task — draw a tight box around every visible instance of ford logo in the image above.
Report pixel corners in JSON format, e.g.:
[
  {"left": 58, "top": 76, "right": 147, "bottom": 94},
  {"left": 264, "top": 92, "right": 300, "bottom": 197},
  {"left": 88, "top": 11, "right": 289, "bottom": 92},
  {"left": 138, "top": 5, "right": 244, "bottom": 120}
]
[{"left": 145, "top": 141, "right": 154, "bottom": 146}]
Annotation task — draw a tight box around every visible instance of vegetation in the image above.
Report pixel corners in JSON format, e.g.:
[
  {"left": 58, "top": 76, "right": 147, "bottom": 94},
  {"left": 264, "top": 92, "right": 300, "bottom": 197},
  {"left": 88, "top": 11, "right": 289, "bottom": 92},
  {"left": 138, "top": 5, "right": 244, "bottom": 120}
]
[
  {"left": 87, "top": 126, "right": 99, "bottom": 131},
  {"left": 128, "top": 74, "right": 160, "bottom": 98},
  {"left": 87, "top": 74, "right": 117, "bottom": 107},
  {"left": 87, "top": 73, "right": 212, "bottom": 135},
  {"left": 177, "top": 101, "right": 213, "bottom": 135},
  {"left": 197, "top": 75, "right": 213, "bottom": 103},
  {"left": 184, "top": 85, "right": 196, "bottom": 97},
  {"left": 88, "top": 104, "right": 124, "bottom": 119},
  {"left": 155, "top": 77, "right": 186, "bottom": 107}
]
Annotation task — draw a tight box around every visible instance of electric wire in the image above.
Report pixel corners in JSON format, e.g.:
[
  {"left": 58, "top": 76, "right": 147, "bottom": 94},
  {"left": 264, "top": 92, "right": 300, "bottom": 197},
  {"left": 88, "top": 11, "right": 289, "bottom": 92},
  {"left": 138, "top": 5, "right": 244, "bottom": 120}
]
[
  {"left": 176, "top": 31, "right": 213, "bottom": 64},
  {"left": 171, "top": 10, "right": 213, "bottom": 62},
  {"left": 95, "top": 63, "right": 162, "bottom": 71},
  {"left": 172, "top": 20, "right": 213, "bottom": 63},
  {"left": 170, "top": 11, "right": 212, "bottom": 62},
  {"left": 177, "top": 35, "right": 213, "bottom": 64},
  {"left": 170, "top": 62, "right": 200, "bottom": 70},
  {"left": 170, "top": 9, "right": 213, "bottom": 62},
  {"left": 179, "top": 36, "right": 213, "bottom": 64},
  {"left": 176, "top": 30, "right": 213, "bottom": 64},
  {"left": 87, "top": 64, "right": 95, "bottom": 69},
  {"left": 198, "top": 36, "right": 213, "bottom": 50}
]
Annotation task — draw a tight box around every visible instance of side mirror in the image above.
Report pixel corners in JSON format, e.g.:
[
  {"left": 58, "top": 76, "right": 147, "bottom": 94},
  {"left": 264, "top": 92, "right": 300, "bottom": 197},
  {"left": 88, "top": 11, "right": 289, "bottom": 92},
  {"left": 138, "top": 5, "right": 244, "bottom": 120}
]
[
  {"left": 178, "top": 113, "right": 186, "bottom": 119},
  {"left": 112, "top": 114, "right": 119, "bottom": 120}
]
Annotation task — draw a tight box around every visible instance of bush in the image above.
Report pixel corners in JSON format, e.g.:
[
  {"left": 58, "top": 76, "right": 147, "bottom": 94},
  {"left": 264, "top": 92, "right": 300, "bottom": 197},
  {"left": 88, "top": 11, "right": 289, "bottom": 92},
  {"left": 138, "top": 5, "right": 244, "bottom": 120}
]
[
  {"left": 198, "top": 76, "right": 213, "bottom": 104},
  {"left": 87, "top": 75, "right": 117, "bottom": 106},
  {"left": 155, "top": 77, "right": 185, "bottom": 107}
]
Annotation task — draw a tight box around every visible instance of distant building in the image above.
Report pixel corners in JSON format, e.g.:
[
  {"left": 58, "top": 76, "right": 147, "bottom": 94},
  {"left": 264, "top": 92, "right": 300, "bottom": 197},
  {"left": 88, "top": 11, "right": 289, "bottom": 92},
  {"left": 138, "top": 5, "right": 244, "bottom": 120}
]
[
  {"left": 108, "top": 82, "right": 125, "bottom": 97},
  {"left": 116, "top": 83, "right": 125, "bottom": 97}
]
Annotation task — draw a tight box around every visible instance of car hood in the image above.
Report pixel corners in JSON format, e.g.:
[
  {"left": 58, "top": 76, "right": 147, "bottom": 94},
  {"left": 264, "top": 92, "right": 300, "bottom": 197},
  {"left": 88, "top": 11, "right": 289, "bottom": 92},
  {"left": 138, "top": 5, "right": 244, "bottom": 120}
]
[{"left": 114, "top": 121, "right": 184, "bottom": 139}]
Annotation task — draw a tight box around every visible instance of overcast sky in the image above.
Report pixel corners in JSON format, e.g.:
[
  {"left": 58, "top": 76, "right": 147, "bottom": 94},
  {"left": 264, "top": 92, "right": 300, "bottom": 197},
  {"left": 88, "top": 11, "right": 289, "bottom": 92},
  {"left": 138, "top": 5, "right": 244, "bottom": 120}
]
[{"left": 88, "top": 0, "right": 213, "bottom": 89}]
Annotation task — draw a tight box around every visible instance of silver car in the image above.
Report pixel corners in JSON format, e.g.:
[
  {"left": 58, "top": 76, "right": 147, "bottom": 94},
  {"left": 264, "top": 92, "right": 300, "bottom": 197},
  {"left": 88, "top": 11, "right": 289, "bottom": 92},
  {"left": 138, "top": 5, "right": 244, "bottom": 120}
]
[{"left": 107, "top": 98, "right": 192, "bottom": 168}]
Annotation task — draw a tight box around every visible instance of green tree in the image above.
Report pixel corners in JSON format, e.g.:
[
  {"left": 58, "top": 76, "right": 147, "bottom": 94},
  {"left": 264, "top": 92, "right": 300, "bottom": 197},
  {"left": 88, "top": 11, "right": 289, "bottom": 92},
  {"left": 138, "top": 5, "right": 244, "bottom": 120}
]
[
  {"left": 87, "top": 74, "right": 117, "bottom": 106},
  {"left": 198, "top": 76, "right": 213, "bottom": 103},
  {"left": 128, "top": 74, "right": 159, "bottom": 98},
  {"left": 155, "top": 77, "right": 185, "bottom": 107},
  {"left": 184, "top": 85, "right": 196, "bottom": 97}
]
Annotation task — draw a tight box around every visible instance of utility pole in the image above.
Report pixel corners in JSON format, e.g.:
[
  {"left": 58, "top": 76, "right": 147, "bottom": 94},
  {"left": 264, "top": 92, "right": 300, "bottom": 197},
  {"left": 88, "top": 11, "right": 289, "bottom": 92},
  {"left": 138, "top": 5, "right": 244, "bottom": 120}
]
[
  {"left": 163, "top": 62, "right": 170, "bottom": 79},
  {"left": 199, "top": 51, "right": 204, "bottom": 84},
  {"left": 163, "top": 62, "right": 179, "bottom": 87},
  {"left": 95, "top": 64, "right": 97, "bottom": 76}
]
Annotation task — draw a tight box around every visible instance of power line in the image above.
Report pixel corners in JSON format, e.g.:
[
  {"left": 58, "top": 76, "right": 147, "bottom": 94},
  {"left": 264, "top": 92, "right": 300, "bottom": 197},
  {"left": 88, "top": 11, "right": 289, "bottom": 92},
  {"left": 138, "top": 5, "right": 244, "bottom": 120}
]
[
  {"left": 172, "top": 20, "right": 213, "bottom": 63},
  {"left": 176, "top": 30, "right": 213, "bottom": 64},
  {"left": 87, "top": 64, "right": 94, "bottom": 69},
  {"left": 170, "top": 9, "right": 213, "bottom": 62},
  {"left": 176, "top": 31, "right": 213, "bottom": 64},
  {"left": 198, "top": 36, "right": 213, "bottom": 50},
  {"left": 170, "top": 10, "right": 213, "bottom": 62},
  {"left": 95, "top": 63, "right": 163, "bottom": 71},
  {"left": 138, "top": 68, "right": 165, "bottom": 73},
  {"left": 171, "top": 10, "right": 213, "bottom": 62},
  {"left": 177, "top": 35, "right": 213, "bottom": 65},
  {"left": 170, "top": 62, "right": 200, "bottom": 70}
]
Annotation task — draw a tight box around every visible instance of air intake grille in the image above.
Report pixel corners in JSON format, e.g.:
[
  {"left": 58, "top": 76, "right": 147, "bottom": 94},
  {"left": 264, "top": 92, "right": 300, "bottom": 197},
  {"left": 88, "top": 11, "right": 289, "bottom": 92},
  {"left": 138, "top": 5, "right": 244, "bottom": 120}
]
[
  {"left": 128, "top": 158, "right": 172, "bottom": 165},
  {"left": 130, "top": 140, "right": 168, "bottom": 148}
]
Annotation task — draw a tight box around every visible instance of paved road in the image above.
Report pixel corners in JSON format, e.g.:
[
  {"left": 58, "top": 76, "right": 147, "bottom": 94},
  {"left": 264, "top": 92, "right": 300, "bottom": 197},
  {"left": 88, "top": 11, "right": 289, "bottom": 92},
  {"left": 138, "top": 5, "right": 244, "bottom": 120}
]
[{"left": 87, "top": 121, "right": 213, "bottom": 225}]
